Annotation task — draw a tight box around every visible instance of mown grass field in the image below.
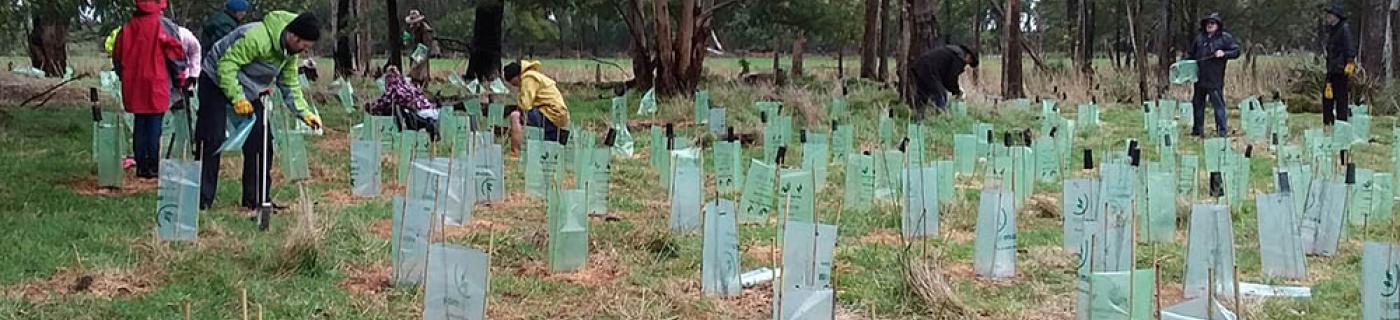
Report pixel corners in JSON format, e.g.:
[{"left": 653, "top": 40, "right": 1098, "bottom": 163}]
[{"left": 0, "top": 54, "right": 1394, "bottom": 319}]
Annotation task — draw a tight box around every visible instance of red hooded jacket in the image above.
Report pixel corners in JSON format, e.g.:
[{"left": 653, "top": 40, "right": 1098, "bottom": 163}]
[{"left": 113, "top": 0, "right": 187, "bottom": 114}]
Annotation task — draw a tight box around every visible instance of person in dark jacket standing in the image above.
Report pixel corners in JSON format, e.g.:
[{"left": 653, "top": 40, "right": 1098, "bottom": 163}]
[
  {"left": 909, "top": 44, "right": 978, "bottom": 121},
  {"left": 200, "top": 0, "right": 248, "bottom": 52},
  {"left": 1187, "top": 13, "right": 1241, "bottom": 137},
  {"left": 1323, "top": 4, "right": 1357, "bottom": 127}
]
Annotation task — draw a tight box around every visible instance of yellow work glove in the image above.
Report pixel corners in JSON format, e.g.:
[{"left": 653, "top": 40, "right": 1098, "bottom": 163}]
[
  {"left": 1324, "top": 83, "right": 1334, "bottom": 99},
  {"left": 302, "top": 113, "right": 322, "bottom": 129},
  {"left": 1345, "top": 63, "right": 1356, "bottom": 77},
  {"left": 233, "top": 99, "right": 254, "bottom": 115}
]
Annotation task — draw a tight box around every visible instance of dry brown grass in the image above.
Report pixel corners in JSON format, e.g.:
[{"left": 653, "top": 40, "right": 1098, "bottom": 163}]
[{"left": 903, "top": 253, "right": 972, "bottom": 319}]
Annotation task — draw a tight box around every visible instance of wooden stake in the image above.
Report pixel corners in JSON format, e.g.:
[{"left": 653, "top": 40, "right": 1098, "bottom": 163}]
[
  {"left": 1233, "top": 266, "right": 1242, "bottom": 319},
  {"left": 241, "top": 288, "right": 248, "bottom": 320},
  {"left": 184, "top": 300, "right": 191, "bottom": 320}
]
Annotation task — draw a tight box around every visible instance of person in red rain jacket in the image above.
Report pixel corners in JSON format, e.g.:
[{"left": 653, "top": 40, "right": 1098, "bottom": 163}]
[{"left": 112, "top": 0, "right": 188, "bottom": 178}]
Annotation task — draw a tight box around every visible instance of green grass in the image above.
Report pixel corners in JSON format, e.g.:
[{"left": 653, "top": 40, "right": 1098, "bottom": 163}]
[{"left": 0, "top": 62, "right": 1394, "bottom": 319}]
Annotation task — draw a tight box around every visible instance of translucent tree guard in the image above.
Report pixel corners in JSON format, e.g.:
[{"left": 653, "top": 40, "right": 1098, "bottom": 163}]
[
  {"left": 906, "top": 124, "right": 926, "bottom": 165},
  {"left": 1012, "top": 146, "right": 1035, "bottom": 207},
  {"left": 875, "top": 150, "right": 905, "bottom": 201},
  {"left": 715, "top": 141, "right": 744, "bottom": 194},
  {"left": 1183, "top": 204, "right": 1236, "bottom": 299},
  {"left": 472, "top": 143, "right": 505, "bottom": 203},
  {"left": 802, "top": 133, "right": 830, "bottom": 191},
  {"left": 1203, "top": 138, "right": 1228, "bottom": 174},
  {"left": 1076, "top": 268, "right": 1156, "bottom": 320},
  {"left": 392, "top": 197, "right": 435, "bottom": 287},
  {"left": 525, "top": 140, "right": 562, "bottom": 197},
  {"left": 694, "top": 90, "right": 710, "bottom": 124},
  {"left": 831, "top": 124, "right": 853, "bottom": 163},
  {"left": 1142, "top": 168, "right": 1177, "bottom": 244},
  {"left": 775, "top": 287, "right": 834, "bottom": 320},
  {"left": 701, "top": 199, "right": 742, "bottom": 297},
  {"left": 586, "top": 148, "right": 611, "bottom": 215},
  {"left": 708, "top": 108, "right": 726, "bottom": 136},
  {"left": 1301, "top": 181, "right": 1348, "bottom": 256},
  {"left": 1034, "top": 137, "right": 1060, "bottom": 183},
  {"left": 351, "top": 140, "right": 382, "bottom": 197},
  {"left": 610, "top": 97, "right": 628, "bottom": 127},
  {"left": 843, "top": 154, "right": 876, "bottom": 213},
  {"left": 779, "top": 169, "right": 816, "bottom": 223},
  {"left": 156, "top": 160, "right": 201, "bottom": 241},
  {"left": 1160, "top": 297, "right": 1238, "bottom": 320},
  {"left": 278, "top": 130, "right": 311, "bottom": 182},
  {"left": 424, "top": 244, "right": 489, "bottom": 320},
  {"left": 740, "top": 159, "right": 777, "bottom": 224},
  {"left": 1176, "top": 155, "right": 1198, "bottom": 206},
  {"left": 1063, "top": 179, "right": 1099, "bottom": 254},
  {"left": 778, "top": 221, "right": 837, "bottom": 294},
  {"left": 878, "top": 112, "right": 894, "bottom": 149},
  {"left": 669, "top": 153, "right": 703, "bottom": 234},
  {"left": 954, "top": 134, "right": 979, "bottom": 175},
  {"left": 94, "top": 111, "right": 124, "bottom": 188},
  {"left": 763, "top": 116, "right": 792, "bottom": 164},
  {"left": 1078, "top": 103, "right": 1100, "bottom": 131},
  {"left": 1361, "top": 242, "right": 1400, "bottom": 320},
  {"left": 650, "top": 126, "right": 664, "bottom": 170},
  {"left": 974, "top": 188, "right": 1017, "bottom": 278},
  {"left": 548, "top": 189, "right": 589, "bottom": 272},
  {"left": 1256, "top": 193, "right": 1307, "bottom": 279},
  {"left": 902, "top": 166, "right": 940, "bottom": 238},
  {"left": 935, "top": 160, "right": 955, "bottom": 204},
  {"left": 1373, "top": 173, "right": 1393, "bottom": 225},
  {"left": 1348, "top": 169, "right": 1377, "bottom": 226},
  {"left": 1096, "top": 163, "right": 1137, "bottom": 272}
]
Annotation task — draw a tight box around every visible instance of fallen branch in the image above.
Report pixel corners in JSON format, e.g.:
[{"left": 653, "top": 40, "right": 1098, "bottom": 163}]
[{"left": 21, "top": 73, "right": 91, "bottom": 108}]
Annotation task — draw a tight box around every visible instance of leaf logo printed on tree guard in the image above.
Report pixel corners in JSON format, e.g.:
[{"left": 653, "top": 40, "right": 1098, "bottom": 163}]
[
  {"left": 1384, "top": 263, "right": 1400, "bottom": 298},
  {"left": 158, "top": 203, "right": 177, "bottom": 225},
  {"left": 1072, "top": 196, "right": 1088, "bottom": 216}
]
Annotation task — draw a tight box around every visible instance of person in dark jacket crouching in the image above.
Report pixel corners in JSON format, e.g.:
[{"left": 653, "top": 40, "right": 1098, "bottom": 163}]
[
  {"left": 1322, "top": 3, "right": 1357, "bottom": 127},
  {"left": 909, "top": 44, "right": 978, "bottom": 121},
  {"left": 1187, "top": 13, "right": 1240, "bottom": 138}
]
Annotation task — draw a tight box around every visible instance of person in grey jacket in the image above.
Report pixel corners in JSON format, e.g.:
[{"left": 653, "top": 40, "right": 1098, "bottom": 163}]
[{"left": 1186, "top": 13, "right": 1240, "bottom": 138}]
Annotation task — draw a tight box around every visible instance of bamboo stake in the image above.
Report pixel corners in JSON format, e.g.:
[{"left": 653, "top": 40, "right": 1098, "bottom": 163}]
[{"left": 241, "top": 288, "right": 248, "bottom": 320}]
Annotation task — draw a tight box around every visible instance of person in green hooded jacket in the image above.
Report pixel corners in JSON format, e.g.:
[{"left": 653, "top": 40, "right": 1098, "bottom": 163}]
[
  {"left": 194, "top": 11, "right": 321, "bottom": 211},
  {"left": 200, "top": 0, "right": 248, "bottom": 51}
]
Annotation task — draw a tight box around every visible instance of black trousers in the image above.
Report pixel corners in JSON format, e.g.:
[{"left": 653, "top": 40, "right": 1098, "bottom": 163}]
[
  {"left": 194, "top": 75, "right": 274, "bottom": 209},
  {"left": 1322, "top": 72, "right": 1350, "bottom": 126},
  {"left": 131, "top": 113, "right": 164, "bottom": 175}
]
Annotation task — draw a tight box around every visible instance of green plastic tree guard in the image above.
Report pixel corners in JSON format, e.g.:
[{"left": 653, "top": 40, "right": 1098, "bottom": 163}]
[
  {"left": 424, "top": 244, "right": 489, "bottom": 320},
  {"left": 902, "top": 166, "right": 940, "bottom": 238},
  {"left": 739, "top": 159, "right": 777, "bottom": 224},
  {"left": 974, "top": 188, "right": 1017, "bottom": 278},
  {"left": 1256, "top": 193, "right": 1307, "bottom": 279},
  {"left": 1183, "top": 204, "right": 1236, "bottom": 299},
  {"left": 702, "top": 199, "right": 742, "bottom": 297}
]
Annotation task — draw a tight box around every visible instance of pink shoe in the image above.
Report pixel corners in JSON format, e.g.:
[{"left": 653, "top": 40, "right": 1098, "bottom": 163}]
[{"left": 122, "top": 158, "right": 136, "bottom": 169}]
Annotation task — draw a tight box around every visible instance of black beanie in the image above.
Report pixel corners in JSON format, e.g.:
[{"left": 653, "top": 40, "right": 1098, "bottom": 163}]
[
  {"left": 503, "top": 61, "right": 523, "bottom": 81},
  {"left": 286, "top": 13, "right": 322, "bottom": 41}
]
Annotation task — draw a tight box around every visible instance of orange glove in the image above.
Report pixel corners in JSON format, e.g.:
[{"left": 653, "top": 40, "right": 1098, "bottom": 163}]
[
  {"left": 1345, "top": 63, "right": 1357, "bottom": 77},
  {"left": 302, "top": 113, "right": 322, "bottom": 129},
  {"left": 233, "top": 99, "right": 254, "bottom": 115},
  {"left": 1325, "top": 83, "right": 1334, "bottom": 99}
]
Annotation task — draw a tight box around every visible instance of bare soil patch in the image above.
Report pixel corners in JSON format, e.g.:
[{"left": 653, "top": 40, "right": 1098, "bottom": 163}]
[
  {"left": 69, "top": 175, "right": 158, "bottom": 197},
  {"left": 339, "top": 262, "right": 391, "bottom": 297},
  {"left": 5, "top": 266, "right": 161, "bottom": 302}
]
